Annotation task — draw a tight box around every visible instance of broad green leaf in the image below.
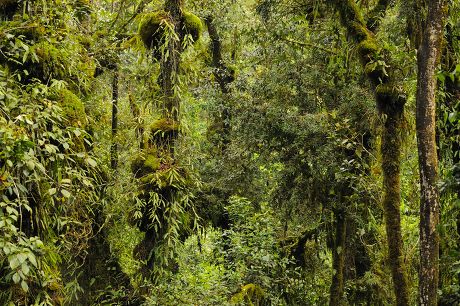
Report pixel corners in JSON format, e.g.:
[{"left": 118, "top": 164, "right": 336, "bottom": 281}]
[
  {"left": 12, "top": 272, "right": 20, "bottom": 284},
  {"left": 21, "top": 280, "right": 28, "bottom": 292},
  {"left": 85, "top": 158, "right": 97, "bottom": 167},
  {"left": 61, "top": 189, "right": 71, "bottom": 198},
  {"left": 9, "top": 257, "right": 20, "bottom": 270}
]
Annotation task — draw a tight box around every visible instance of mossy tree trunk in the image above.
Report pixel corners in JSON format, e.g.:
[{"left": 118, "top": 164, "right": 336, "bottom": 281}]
[
  {"left": 381, "top": 113, "right": 408, "bottom": 305},
  {"left": 416, "top": 0, "right": 446, "bottom": 304},
  {"left": 78, "top": 206, "right": 143, "bottom": 305},
  {"left": 128, "top": 90, "right": 144, "bottom": 149},
  {"left": 110, "top": 70, "right": 119, "bottom": 170},
  {"left": 329, "top": 208, "right": 347, "bottom": 306},
  {"left": 204, "top": 16, "right": 234, "bottom": 95},
  {"left": 161, "top": 0, "right": 183, "bottom": 121},
  {"left": 204, "top": 16, "right": 235, "bottom": 150},
  {"left": 330, "top": 1, "right": 409, "bottom": 304},
  {"left": 135, "top": 0, "right": 186, "bottom": 278}
]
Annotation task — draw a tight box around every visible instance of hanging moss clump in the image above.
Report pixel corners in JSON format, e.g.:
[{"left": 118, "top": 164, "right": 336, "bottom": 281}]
[
  {"left": 357, "top": 39, "right": 378, "bottom": 60},
  {"left": 45, "top": 88, "right": 88, "bottom": 153},
  {"left": 148, "top": 117, "right": 180, "bottom": 146},
  {"left": 131, "top": 149, "right": 161, "bottom": 179},
  {"left": 138, "top": 10, "right": 202, "bottom": 58},
  {"left": 31, "top": 41, "right": 68, "bottom": 81},
  {"left": 181, "top": 11, "right": 203, "bottom": 42},
  {"left": 375, "top": 83, "right": 406, "bottom": 115},
  {"left": 231, "top": 284, "right": 266, "bottom": 305},
  {"left": 0, "top": 40, "right": 69, "bottom": 83},
  {"left": 138, "top": 11, "right": 169, "bottom": 51}
]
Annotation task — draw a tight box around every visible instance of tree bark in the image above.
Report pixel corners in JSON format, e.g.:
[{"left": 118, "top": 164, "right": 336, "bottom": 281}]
[
  {"left": 110, "top": 70, "right": 119, "bottom": 170},
  {"left": 329, "top": 209, "right": 347, "bottom": 306},
  {"left": 381, "top": 113, "right": 409, "bottom": 305},
  {"left": 416, "top": 0, "right": 446, "bottom": 305}
]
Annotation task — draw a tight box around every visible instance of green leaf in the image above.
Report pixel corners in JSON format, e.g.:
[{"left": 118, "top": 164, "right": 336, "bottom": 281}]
[
  {"left": 61, "top": 189, "right": 71, "bottom": 198},
  {"left": 85, "top": 158, "right": 97, "bottom": 167},
  {"left": 27, "top": 253, "right": 37, "bottom": 268},
  {"left": 17, "top": 253, "right": 27, "bottom": 264},
  {"left": 21, "top": 280, "right": 28, "bottom": 292},
  {"left": 10, "top": 257, "right": 20, "bottom": 269},
  {"left": 21, "top": 263, "right": 30, "bottom": 275},
  {"left": 44, "top": 144, "right": 56, "bottom": 154},
  {"left": 26, "top": 160, "right": 35, "bottom": 170},
  {"left": 48, "top": 188, "right": 57, "bottom": 196},
  {"left": 12, "top": 272, "right": 20, "bottom": 284}
]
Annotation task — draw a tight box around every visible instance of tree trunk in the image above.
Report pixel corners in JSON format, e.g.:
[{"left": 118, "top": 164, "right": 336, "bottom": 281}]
[
  {"left": 416, "top": 0, "right": 446, "bottom": 304},
  {"left": 330, "top": 1, "right": 409, "bottom": 304},
  {"left": 161, "top": 0, "right": 183, "bottom": 120},
  {"left": 329, "top": 209, "right": 347, "bottom": 306},
  {"left": 382, "top": 113, "right": 409, "bottom": 305},
  {"left": 110, "top": 70, "right": 119, "bottom": 170},
  {"left": 128, "top": 91, "right": 144, "bottom": 149},
  {"left": 134, "top": 0, "right": 184, "bottom": 279},
  {"left": 204, "top": 15, "right": 234, "bottom": 149}
]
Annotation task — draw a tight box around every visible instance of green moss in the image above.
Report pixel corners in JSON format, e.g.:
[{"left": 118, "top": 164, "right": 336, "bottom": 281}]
[
  {"left": 375, "top": 84, "right": 406, "bottom": 115},
  {"left": 231, "top": 283, "right": 265, "bottom": 305},
  {"left": 77, "top": 52, "right": 96, "bottom": 78},
  {"left": 364, "top": 61, "right": 386, "bottom": 85},
  {"left": 344, "top": 0, "right": 365, "bottom": 25},
  {"left": 138, "top": 11, "right": 168, "bottom": 50},
  {"left": 149, "top": 118, "right": 180, "bottom": 147},
  {"left": 375, "top": 83, "right": 396, "bottom": 98},
  {"left": 51, "top": 88, "right": 87, "bottom": 128},
  {"left": 27, "top": 41, "right": 68, "bottom": 81},
  {"left": 350, "top": 22, "right": 369, "bottom": 41},
  {"left": 139, "top": 10, "right": 202, "bottom": 53},
  {"left": 357, "top": 39, "right": 378, "bottom": 60},
  {"left": 181, "top": 11, "right": 202, "bottom": 42},
  {"left": 150, "top": 118, "right": 179, "bottom": 133},
  {"left": 144, "top": 154, "right": 161, "bottom": 170},
  {"left": 131, "top": 149, "right": 161, "bottom": 179}
]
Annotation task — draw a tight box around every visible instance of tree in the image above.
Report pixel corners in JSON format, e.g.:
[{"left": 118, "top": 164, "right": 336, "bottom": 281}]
[
  {"left": 329, "top": 1, "right": 409, "bottom": 304},
  {"left": 416, "top": 0, "right": 447, "bottom": 304},
  {"left": 132, "top": 0, "right": 202, "bottom": 278}
]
